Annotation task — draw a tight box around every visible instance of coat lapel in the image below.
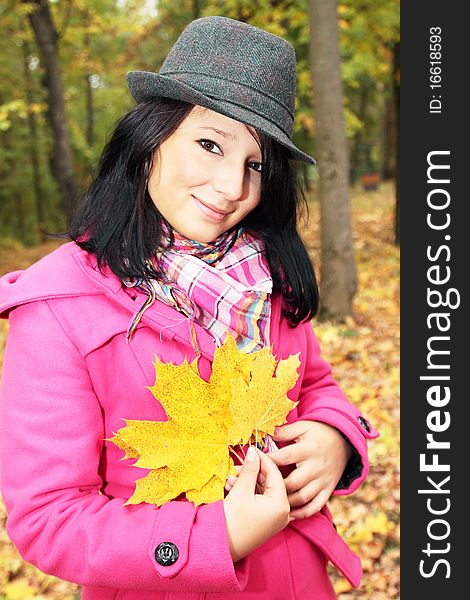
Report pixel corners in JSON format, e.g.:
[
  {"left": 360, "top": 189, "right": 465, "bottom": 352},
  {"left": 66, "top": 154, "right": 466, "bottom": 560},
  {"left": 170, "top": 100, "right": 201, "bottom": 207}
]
[{"left": 76, "top": 242, "right": 282, "bottom": 364}]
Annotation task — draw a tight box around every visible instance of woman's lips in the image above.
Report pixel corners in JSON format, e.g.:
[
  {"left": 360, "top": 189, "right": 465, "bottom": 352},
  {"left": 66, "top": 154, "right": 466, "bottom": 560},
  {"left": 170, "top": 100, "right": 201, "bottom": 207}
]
[{"left": 193, "top": 196, "right": 233, "bottom": 223}]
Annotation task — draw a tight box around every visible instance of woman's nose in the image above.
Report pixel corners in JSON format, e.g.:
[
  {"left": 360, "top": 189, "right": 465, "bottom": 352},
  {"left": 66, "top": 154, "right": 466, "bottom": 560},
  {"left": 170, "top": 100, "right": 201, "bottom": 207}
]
[{"left": 213, "top": 163, "right": 247, "bottom": 201}]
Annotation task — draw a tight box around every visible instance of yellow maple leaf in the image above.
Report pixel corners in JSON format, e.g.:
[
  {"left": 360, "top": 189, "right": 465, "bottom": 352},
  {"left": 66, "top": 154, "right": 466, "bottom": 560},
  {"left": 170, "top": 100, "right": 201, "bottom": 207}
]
[
  {"left": 111, "top": 334, "right": 299, "bottom": 507},
  {"left": 227, "top": 342, "right": 300, "bottom": 445}
]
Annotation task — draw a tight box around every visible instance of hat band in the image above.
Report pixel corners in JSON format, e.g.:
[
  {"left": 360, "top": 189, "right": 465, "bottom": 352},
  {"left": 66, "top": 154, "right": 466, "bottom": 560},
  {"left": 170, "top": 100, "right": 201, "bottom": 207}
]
[{"left": 161, "top": 71, "right": 294, "bottom": 138}]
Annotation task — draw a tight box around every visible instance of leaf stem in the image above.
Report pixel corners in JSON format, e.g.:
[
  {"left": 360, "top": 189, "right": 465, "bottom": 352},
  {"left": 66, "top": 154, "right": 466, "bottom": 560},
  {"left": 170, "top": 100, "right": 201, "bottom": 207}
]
[{"left": 229, "top": 446, "right": 245, "bottom": 463}]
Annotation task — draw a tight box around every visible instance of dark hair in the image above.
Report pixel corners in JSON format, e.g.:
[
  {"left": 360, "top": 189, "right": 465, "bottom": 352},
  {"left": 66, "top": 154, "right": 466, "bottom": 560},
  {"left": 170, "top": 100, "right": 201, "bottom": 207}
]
[
  {"left": 69, "top": 97, "right": 319, "bottom": 326},
  {"left": 243, "top": 131, "right": 319, "bottom": 325}
]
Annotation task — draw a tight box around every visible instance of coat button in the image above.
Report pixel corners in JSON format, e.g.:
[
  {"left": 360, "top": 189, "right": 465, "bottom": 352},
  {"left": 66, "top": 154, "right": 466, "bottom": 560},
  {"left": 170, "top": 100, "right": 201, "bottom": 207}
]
[
  {"left": 155, "top": 542, "right": 179, "bottom": 566},
  {"left": 357, "top": 416, "right": 370, "bottom": 432}
]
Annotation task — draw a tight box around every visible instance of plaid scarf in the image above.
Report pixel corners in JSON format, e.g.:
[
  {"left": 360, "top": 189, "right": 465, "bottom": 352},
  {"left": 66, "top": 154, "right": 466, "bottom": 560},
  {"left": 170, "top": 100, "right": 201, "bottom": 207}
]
[{"left": 125, "top": 226, "right": 272, "bottom": 354}]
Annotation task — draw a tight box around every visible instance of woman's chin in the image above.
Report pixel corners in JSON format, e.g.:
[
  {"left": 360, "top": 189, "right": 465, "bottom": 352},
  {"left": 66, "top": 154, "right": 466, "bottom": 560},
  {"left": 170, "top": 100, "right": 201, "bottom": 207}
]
[{"left": 171, "top": 223, "right": 224, "bottom": 243}]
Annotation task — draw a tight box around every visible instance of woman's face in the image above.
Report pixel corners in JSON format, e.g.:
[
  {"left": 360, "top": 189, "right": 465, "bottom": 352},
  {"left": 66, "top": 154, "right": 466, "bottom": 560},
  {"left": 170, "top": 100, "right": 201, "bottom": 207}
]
[{"left": 147, "top": 106, "right": 263, "bottom": 243}]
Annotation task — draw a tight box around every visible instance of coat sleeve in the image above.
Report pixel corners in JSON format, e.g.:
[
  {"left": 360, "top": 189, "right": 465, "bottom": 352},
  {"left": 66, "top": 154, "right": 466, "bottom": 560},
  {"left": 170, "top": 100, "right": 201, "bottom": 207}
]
[
  {"left": 0, "top": 300, "right": 249, "bottom": 592},
  {"left": 293, "top": 321, "right": 379, "bottom": 495}
]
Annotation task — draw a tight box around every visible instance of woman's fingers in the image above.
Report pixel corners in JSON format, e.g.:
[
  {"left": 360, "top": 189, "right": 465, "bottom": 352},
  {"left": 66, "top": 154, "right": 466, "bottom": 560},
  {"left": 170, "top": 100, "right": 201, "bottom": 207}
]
[
  {"left": 224, "top": 464, "right": 242, "bottom": 491},
  {"left": 286, "top": 479, "right": 321, "bottom": 508},
  {"left": 225, "top": 447, "right": 287, "bottom": 500},
  {"left": 289, "top": 488, "right": 331, "bottom": 519},
  {"left": 267, "top": 442, "right": 308, "bottom": 467},
  {"left": 224, "top": 475, "right": 237, "bottom": 492},
  {"left": 280, "top": 463, "right": 313, "bottom": 494},
  {"left": 271, "top": 421, "right": 309, "bottom": 442},
  {"left": 231, "top": 446, "right": 260, "bottom": 494},
  {"left": 257, "top": 448, "right": 288, "bottom": 500},
  {"left": 222, "top": 447, "right": 291, "bottom": 562}
]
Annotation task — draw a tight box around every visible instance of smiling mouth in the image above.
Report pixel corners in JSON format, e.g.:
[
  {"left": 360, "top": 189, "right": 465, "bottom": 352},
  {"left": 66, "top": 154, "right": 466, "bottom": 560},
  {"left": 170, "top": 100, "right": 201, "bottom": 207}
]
[{"left": 193, "top": 196, "right": 234, "bottom": 221}]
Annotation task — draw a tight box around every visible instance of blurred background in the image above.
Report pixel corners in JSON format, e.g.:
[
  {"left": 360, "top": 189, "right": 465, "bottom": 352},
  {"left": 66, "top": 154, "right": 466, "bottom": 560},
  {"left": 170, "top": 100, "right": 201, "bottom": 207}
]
[{"left": 0, "top": 1, "right": 399, "bottom": 598}]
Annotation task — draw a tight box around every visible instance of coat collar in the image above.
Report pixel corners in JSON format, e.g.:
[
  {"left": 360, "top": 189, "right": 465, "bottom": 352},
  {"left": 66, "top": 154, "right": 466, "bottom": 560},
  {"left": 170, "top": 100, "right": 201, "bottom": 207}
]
[
  {"left": 73, "top": 243, "right": 283, "bottom": 363},
  {"left": 0, "top": 241, "right": 283, "bottom": 363}
]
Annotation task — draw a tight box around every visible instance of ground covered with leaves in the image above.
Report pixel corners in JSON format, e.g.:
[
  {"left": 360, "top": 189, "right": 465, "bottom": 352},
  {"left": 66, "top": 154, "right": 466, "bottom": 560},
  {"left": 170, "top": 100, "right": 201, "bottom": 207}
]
[
  {"left": 0, "top": 183, "right": 399, "bottom": 599},
  {"left": 305, "top": 184, "right": 400, "bottom": 599}
]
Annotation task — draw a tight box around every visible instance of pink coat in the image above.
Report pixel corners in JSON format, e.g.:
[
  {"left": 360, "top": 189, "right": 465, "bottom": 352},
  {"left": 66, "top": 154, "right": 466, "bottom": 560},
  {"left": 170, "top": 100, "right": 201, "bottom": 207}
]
[{"left": 0, "top": 242, "right": 378, "bottom": 600}]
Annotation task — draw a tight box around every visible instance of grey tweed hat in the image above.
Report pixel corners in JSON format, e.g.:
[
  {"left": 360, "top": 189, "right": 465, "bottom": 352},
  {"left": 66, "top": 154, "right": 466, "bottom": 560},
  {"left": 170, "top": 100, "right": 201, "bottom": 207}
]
[{"left": 126, "top": 16, "right": 315, "bottom": 164}]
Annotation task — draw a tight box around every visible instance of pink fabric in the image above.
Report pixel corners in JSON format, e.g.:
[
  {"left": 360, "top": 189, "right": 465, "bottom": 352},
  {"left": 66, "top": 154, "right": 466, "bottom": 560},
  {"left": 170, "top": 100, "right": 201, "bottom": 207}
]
[
  {"left": 151, "top": 227, "right": 272, "bottom": 352},
  {"left": 0, "top": 243, "right": 379, "bottom": 600}
]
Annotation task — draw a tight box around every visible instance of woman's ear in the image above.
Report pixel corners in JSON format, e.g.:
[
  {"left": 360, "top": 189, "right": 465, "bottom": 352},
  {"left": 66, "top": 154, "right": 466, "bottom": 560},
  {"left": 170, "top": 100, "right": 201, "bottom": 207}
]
[{"left": 147, "top": 150, "right": 161, "bottom": 189}]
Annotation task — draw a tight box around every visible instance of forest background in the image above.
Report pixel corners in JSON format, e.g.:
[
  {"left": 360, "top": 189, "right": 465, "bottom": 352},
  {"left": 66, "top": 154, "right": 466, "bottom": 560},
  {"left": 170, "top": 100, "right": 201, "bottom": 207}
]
[{"left": 0, "top": 0, "right": 400, "bottom": 598}]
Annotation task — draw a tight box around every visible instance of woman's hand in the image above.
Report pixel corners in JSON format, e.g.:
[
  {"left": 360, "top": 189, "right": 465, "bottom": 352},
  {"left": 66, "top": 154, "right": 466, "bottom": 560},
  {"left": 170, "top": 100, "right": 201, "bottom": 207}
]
[
  {"left": 223, "top": 446, "right": 290, "bottom": 562},
  {"left": 268, "top": 420, "right": 352, "bottom": 519}
]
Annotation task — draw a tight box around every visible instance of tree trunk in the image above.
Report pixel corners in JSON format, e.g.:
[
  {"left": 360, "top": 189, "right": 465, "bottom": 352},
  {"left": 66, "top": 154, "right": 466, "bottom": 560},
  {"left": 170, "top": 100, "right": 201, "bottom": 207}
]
[
  {"left": 308, "top": 0, "right": 357, "bottom": 321},
  {"left": 23, "top": 41, "right": 46, "bottom": 239},
  {"left": 27, "top": 0, "right": 77, "bottom": 223},
  {"left": 393, "top": 41, "right": 400, "bottom": 246}
]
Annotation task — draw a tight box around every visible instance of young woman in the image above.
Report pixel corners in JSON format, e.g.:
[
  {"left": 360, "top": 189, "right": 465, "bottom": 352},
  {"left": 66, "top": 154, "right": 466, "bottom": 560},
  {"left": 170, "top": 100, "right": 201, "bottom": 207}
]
[{"left": 0, "top": 16, "right": 378, "bottom": 600}]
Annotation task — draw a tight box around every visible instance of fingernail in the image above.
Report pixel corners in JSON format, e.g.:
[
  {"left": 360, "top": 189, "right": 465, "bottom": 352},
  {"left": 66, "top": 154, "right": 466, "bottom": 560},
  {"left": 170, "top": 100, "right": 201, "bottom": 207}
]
[
  {"left": 246, "top": 446, "right": 256, "bottom": 462},
  {"left": 289, "top": 515, "right": 296, "bottom": 522},
  {"left": 227, "top": 475, "right": 237, "bottom": 485}
]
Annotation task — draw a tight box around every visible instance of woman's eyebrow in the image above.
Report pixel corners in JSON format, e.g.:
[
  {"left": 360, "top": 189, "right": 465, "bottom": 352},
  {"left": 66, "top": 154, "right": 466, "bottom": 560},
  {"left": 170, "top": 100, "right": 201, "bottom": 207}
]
[{"left": 197, "top": 126, "right": 234, "bottom": 140}]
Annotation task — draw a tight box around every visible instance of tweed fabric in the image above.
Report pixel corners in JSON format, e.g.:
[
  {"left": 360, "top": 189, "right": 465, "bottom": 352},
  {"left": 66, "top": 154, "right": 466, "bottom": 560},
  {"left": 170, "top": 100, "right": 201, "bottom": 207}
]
[{"left": 126, "top": 16, "right": 315, "bottom": 164}]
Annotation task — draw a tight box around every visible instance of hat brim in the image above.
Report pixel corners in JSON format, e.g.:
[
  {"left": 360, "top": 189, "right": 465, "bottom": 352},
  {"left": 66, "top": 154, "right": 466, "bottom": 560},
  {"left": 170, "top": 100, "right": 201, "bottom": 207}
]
[{"left": 126, "top": 71, "right": 316, "bottom": 165}]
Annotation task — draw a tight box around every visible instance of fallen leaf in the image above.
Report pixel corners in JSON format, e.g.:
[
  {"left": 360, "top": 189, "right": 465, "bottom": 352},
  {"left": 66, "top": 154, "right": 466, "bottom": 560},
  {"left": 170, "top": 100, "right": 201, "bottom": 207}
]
[{"left": 4, "top": 580, "right": 37, "bottom": 600}]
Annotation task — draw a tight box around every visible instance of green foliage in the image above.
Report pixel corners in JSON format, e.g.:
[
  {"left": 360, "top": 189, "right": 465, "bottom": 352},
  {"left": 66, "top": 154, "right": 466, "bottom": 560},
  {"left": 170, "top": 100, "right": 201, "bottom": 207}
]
[{"left": 0, "top": 0, "right": 399, "bottom": 243}]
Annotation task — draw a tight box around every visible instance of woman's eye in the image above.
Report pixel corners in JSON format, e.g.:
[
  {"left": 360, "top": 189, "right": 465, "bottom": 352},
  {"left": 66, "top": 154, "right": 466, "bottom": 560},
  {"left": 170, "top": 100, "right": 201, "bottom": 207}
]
[
  {"left": 249, "top": 161, "right": 262, "bottom": 173},
  {"left": 197, "top": 139, "right": 261, "bottom": 172},
  {"left": 198, "top": 139, "right": 222, "bottom": 155}
]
